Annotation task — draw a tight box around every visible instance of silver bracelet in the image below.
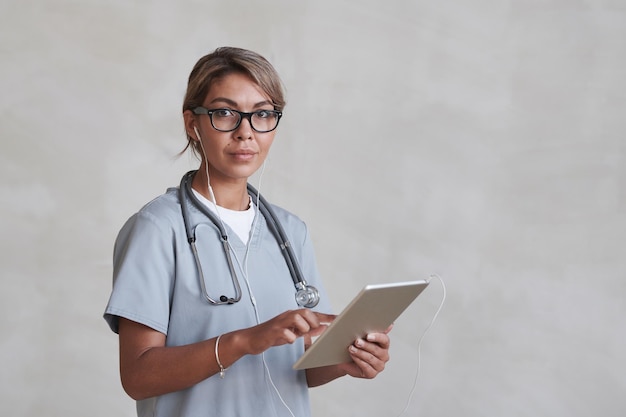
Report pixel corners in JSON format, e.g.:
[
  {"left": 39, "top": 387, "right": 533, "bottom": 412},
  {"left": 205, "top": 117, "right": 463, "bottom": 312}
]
[{"left": 215, "top": 334, "right": 227, "bottom": 379}]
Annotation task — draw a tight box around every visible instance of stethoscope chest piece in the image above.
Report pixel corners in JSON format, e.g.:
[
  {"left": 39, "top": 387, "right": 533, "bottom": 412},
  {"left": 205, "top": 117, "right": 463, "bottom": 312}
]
[{"left": 295, "top": 283, "right": 320, "bottom": 308}]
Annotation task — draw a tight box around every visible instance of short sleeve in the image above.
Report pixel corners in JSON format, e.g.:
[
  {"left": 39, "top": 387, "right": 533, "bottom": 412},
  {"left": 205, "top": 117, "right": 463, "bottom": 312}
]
[{"left": 103, "top": 210, "right": 176, "bottom": 334}]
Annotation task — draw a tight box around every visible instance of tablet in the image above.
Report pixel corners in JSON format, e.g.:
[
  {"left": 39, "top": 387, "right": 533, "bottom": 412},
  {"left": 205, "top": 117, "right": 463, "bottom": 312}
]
[{"left": 293, "top": 280, "right": 429, "bottom": 370}]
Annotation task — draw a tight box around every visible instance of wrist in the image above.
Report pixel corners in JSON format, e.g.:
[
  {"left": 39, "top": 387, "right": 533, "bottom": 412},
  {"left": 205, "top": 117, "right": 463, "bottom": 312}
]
[
  {"left": 214, "top": 334, "right": 227, "bottom": 378},
  {"left": 214, "top": 331, "right": 249, "bottom": 368}
]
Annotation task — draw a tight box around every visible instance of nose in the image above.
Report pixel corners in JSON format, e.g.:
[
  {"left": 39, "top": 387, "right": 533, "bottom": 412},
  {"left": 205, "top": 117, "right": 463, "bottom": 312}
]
[{"left": 234, "top": 115, "right": 253, "bottom": 140}]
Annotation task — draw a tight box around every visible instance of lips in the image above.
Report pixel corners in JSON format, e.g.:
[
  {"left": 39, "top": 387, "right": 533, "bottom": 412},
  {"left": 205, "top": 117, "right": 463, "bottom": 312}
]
[{"left": 229, "top": 149, "right": 257, "bottom": 161}]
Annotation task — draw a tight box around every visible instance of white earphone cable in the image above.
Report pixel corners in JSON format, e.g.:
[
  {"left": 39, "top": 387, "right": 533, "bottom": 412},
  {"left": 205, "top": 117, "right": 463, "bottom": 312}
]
[
  {"left": 243, "top": 158, "right": 297, "bottom": 417},
  {"left": 396, "top": 274, "right": 447, "bottom": 416},
  {"left": 195, "top": 132, "right": 296, "bottom": 415}
]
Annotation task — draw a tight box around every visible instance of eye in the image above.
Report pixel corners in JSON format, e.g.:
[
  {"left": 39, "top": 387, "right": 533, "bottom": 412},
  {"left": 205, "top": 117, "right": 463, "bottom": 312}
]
[
  {"left": 213, "top": 109, "right": 235, "bottom": 118},
  {"left": 255, "top": 110, "right": 274, "bottom": 119}
]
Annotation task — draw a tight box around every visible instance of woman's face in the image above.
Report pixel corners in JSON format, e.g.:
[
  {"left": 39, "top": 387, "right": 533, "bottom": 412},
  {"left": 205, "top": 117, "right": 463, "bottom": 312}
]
[{"left": 185, "top": 72, "right": 278, "bottom": 186}]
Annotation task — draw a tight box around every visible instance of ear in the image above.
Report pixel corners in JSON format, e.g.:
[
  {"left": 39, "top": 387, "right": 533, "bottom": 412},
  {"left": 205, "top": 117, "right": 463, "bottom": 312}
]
[{"left": 183, "top": 110, "right": 199, "bottom": 140}]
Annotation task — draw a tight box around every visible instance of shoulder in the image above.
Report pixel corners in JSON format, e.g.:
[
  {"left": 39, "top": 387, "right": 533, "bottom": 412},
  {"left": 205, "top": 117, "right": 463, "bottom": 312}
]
[
  {"left": 117, "top": 187, "right": 182, "bottom": 239},
  {"left": 132, "top": 187, "right": 181, "bottom": 223},
  {"left": 267, "top": 203, "right": 305, "bottom": 228},
  {"left": 137, "top": 187, "right": 181, "bottom": 218},
  {"left": 265, "top": 203, "right": 311, "bottom": 243}
]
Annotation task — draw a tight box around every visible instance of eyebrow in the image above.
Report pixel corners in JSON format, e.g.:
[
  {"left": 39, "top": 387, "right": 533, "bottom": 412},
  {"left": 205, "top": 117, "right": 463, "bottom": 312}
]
[{"left": 207, "top": 97, "right": 274, "bottom": 109}]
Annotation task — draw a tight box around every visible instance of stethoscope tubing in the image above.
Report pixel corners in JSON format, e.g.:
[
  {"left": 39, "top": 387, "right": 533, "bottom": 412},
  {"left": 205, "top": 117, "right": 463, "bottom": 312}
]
[
  {"left": 179, "top": 170, "right": 314, "bottom": 300},
  {"left": 180, "top": 170, "right": 244, "bottom": 304},
  {"left": 245, "top": 183, "right": 309, "bottom": 289}
]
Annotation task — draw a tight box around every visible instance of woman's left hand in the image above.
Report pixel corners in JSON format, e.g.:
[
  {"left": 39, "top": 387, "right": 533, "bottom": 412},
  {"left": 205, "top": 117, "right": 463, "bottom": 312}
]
[
  {"left": 339, "top": 325, "right": 392, "bottom": 379},
  {"left": 305, "top": 325, "right": 392, "bottom": 387}
]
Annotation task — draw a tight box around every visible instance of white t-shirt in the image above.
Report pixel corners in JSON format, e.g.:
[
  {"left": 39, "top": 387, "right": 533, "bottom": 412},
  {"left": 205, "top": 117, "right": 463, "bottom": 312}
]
[{"left": 192, "top": 189, "right": 256, "bottom": 244}]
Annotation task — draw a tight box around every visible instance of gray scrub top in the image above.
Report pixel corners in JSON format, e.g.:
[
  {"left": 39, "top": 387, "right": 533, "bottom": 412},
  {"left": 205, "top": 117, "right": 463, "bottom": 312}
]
[{"left": 104, "top": 186, "right": 331, "bottom": 417}]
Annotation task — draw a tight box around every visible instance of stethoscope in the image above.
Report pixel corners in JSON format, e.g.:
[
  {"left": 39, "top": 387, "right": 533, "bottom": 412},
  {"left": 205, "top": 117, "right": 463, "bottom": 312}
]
[{"left": 179, "top": 170, "right": 320, "bottom": 308}]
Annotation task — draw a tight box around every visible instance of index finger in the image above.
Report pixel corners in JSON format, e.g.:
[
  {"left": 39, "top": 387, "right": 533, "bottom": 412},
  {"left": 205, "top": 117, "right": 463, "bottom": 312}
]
[{"left": 312, "top": 312, "right": 336, "bottom": 325}]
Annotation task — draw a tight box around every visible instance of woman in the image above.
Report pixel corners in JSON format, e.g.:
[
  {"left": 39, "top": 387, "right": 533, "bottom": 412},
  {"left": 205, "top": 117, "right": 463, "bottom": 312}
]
[{"left": 104, "top": 46, "right": 390, "bottom": 417}]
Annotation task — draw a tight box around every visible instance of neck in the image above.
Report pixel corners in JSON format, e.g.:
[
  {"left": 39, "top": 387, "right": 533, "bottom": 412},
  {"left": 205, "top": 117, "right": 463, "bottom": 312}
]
[{"left": 191, "top": 170, "right": 249, "bottom": 211}]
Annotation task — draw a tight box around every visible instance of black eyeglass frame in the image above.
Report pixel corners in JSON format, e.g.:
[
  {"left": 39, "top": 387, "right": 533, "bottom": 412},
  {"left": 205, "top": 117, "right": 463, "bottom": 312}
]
[{"left": 192, "top": 107, "right": 283, "bottom": 133}]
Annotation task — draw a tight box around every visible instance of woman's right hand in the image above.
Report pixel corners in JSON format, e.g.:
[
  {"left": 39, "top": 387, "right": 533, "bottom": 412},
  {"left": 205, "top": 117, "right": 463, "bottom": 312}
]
[{"left": 241, "top": 309, "right": 336, "bottom": 355}]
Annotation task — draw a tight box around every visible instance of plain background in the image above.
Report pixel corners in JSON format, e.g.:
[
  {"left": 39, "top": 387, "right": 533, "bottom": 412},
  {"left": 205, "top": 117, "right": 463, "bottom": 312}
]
[{"left": 1, "top": 1, "right": 624, "bottom": 416}]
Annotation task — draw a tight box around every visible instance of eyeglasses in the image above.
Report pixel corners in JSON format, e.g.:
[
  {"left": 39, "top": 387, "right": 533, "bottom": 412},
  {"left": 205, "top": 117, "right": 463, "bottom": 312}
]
[{"left": 192, "top": 107, "right": 282, "bottom": 133}]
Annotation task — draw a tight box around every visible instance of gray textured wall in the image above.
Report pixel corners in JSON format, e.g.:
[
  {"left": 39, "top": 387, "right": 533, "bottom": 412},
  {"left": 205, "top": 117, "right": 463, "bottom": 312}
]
[{"left": 1, "top": 1, "right": 624, "bottom": 416}]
